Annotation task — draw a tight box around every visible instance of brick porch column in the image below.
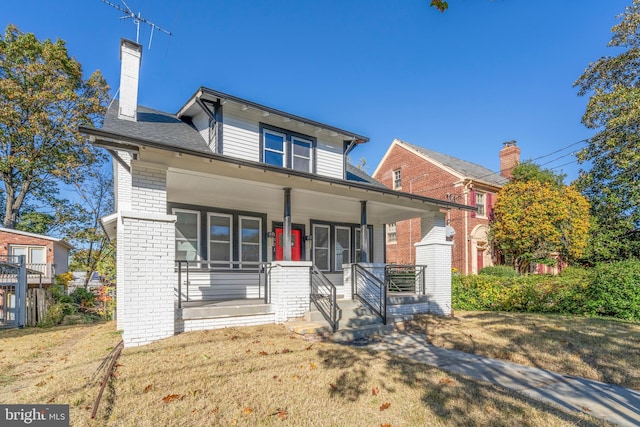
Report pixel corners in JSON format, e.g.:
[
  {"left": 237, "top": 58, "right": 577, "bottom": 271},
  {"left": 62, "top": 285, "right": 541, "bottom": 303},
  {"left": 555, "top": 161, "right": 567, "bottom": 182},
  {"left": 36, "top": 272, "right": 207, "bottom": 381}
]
[
  {"left": 270, "top": 261, "right": 312, "bottom": 322},
  {"left": 117, "top": 163, "right": 176, "bottom": 347},
  {"left": 414, "top": 211, "right": 453, "bottom": 315}
]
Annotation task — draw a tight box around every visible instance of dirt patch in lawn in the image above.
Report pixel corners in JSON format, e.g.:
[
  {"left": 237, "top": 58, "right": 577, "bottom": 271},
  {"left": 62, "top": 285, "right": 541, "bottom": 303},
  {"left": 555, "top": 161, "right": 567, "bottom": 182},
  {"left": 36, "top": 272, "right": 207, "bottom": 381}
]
[{"left": 409, "top": 311, "right": 640, "bottom": 390}]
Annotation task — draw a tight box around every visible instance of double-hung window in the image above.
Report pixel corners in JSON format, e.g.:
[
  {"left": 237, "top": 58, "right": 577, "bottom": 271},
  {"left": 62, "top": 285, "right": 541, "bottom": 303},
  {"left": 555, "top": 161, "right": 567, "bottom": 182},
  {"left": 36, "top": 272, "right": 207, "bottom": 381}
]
[
  {"left": 239, "top": 216, "right": 261, "bottom": 268},
  {"left": 386, "top": 223, "right": 397, "bottom": 244},
  {"left": 393, "top": 169, "right": 402, "bottom": 189},
  {"left": 313, "top": 224, "right": 330, "bottom": 271},
  {"left": 208, "top": 213, "right": 232, "bottom": 268},
  {"left": 262, "top": 125, "right": 314, "bottom": 173},
  {"left": 174, "top": 209, "right": 200, "bottom": 261},
  {"left": 335, "top": 226, "right": 351, "bottom": 271},
  {"left": 476, "top": 192, "right": 486, "bottom": 217},
  {"left": 263, "top": 130, "right": 286, "bottom": 168}
]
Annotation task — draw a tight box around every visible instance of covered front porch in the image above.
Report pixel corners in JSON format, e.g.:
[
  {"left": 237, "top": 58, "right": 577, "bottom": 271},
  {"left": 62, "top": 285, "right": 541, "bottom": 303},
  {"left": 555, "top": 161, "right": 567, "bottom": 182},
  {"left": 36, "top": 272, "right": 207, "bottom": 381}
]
[{"left": 103, "top": 145, "right": 471, "bottom": 346}]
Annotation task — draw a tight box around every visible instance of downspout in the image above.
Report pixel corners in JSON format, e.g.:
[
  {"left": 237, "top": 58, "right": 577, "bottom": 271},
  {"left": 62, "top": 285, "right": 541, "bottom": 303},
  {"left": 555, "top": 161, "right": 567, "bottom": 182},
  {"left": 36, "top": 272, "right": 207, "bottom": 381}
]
[
  {"left": 360, "top": 201, "right": 368, "bottom": 263},
  {"left": 463, "top": 179, "right": 472, "bottom": 275}
]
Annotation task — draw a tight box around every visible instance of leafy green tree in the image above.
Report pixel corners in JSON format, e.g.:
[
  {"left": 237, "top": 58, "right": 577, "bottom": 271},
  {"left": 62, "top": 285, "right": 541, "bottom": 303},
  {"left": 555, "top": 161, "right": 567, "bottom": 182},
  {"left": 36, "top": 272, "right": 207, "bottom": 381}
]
[
  {"left": 68, "top": 171, "right": 114, "bottom": 288},
  {"left": 490, "top": 163, "right": 590, "bottom": 274},
  {"left": 574, "top": 1, "right": 640, "bottom": 261},
  {"left": 0, "top": 24, "right": 109, "bottom": 228}
]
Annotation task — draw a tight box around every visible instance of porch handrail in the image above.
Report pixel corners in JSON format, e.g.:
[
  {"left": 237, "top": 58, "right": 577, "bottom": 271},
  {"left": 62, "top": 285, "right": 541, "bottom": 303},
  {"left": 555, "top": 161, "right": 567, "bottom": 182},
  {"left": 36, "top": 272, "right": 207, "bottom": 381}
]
[
  {"left": 352, "top": 264, "right": 386, "bottom": 325},
  {"left": 176, "top": 260, "right": 271, "bottom": 308},
  {"left": 385, "top": 264, "right": 428, "bottom": 294},
  {"left": 310, "top": 265, "right": 339, "bottom": 332}
]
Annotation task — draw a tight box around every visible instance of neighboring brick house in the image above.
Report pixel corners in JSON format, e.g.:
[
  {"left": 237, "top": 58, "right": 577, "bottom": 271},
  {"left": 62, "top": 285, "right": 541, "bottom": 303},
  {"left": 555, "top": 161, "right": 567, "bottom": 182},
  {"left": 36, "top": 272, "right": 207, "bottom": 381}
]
[
  {"left": 0, "top": 227, "right": 72, "bottom": 286},
  {"left": 373, "top": 139, "right": 520, "bottom": 275}
]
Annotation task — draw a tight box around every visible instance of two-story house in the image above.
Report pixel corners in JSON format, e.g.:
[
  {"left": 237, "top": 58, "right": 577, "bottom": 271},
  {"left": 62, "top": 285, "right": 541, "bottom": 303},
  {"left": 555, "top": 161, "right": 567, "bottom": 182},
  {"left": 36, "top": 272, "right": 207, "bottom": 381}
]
[
  {"left": 80, "top": 40, "right": 473, "bottom": 347},
  {"left": 373, "top": 139, "right": 520, "bottom": 275}
]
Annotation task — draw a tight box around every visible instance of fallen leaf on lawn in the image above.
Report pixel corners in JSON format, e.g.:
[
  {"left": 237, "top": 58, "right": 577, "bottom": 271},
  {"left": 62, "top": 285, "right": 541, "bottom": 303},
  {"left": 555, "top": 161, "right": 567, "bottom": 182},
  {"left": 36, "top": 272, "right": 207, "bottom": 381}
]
[
  {"left": 309, "top": 362, "right": 317, "bottom": 370},
  {"left": 202, "top": 354, "right": 210, "bottom": 359},
  {"left": 380, "top": 424, "right": 392, "bottom": 427},
  {"left": 231, "top": 336, "right": 239, "bottom": 341},
  {"left": 259, "top": 351, "right": 268, "bottom": 356},
  {"left": 162, "top": 394, "right": 184, "bottom": 403},
  {"left": 439, "top": 377, "right": 453, "bottom": 384},
  {"left": 581, "top": 406, "right": 591, "bottom": 412},
  {"left": 281, "top": 348, "right": 291, "bottom": 353},
  {"left": 188, "top": 389, "right": 201, "bottom": 396},
  {"left": 306, "top": 345, "right": 313, "bottom": 350},
  {"left": 290, "top": 336, "right": 296, "bottom": 339},
  {"left": 47, "top": 397, "right": 55, "bottom": 403},
  {"left": 278, "top": 410, "right": 288, "bottom": 420},
  {"left": 372, "top": 386, "right": 379, "bottom": 395},
  {"left": 246, "top": 349, "right": 251, "bottom": 353},
  {"left": 329, "top": 383, "right": 337, "bottom": 390},
  {"left": 243, "top": 407, "right": 253, "bottom": 415},
  {"left": 380, "top": 402, "right": 390, "bottom": 411},
  {"left": 35, "top": 381, "right": 46, "bottom": 387},
  {"left": 143, "top": 384, "right": 153, "bottom": 393}
]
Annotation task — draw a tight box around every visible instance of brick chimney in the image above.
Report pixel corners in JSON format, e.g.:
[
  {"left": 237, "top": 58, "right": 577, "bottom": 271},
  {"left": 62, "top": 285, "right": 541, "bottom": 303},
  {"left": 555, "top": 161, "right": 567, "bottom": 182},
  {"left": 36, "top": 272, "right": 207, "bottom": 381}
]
[
  {"left": 499, "top": 140, "right": 520, "bottom": 179},
  {"left": 118, "top": 39, "right": 143, "bottom": 121}
]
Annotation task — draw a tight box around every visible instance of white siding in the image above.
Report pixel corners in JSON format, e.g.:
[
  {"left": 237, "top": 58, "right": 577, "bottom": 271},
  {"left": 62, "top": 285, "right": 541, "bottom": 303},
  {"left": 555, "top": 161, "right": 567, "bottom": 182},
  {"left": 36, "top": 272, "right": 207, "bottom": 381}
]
[
  {"left": 218, "top": 104, "right": 346, "bottom": 179},
  {"left": 221, "top": 110, "right": 260, "bottom": 161},
  {"left": 315, "top": 137, "right": 344, "bottom": 179},
  {"left": 53, "top": 243, "right": 69, "bottom": 274},
  {"left": 191, "top": 110, "right": 211, "bottom": 150}
]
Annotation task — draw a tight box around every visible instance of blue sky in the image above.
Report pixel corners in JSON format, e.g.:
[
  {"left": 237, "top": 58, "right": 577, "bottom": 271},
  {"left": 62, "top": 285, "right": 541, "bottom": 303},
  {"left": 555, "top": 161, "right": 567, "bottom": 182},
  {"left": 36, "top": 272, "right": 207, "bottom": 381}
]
[{"left": 1, "top": 0, "right": 630, "bottom": 183}]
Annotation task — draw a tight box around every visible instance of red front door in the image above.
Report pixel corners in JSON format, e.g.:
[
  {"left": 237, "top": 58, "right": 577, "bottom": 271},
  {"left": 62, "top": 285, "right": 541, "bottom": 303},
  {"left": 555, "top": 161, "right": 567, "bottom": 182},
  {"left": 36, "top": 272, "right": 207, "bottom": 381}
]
[{"left": 275, "top": 228, "right": 302, "bottom": 261}]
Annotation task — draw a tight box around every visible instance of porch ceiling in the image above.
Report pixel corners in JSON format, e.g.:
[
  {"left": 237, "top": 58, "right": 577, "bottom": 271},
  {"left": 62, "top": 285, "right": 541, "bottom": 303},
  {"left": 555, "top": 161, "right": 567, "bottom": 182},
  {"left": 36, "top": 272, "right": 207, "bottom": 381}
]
[{"left": 167, "top": 167, "right": 441, "bottom": 224}]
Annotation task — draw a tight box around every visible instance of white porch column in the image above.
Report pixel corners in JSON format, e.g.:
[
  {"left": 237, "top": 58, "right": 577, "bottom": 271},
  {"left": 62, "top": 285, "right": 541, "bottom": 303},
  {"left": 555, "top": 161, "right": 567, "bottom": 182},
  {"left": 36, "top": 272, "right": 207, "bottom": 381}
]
[
  {"left": 270, "top": 261, "right": 312, "bottom": 322},
  {"left": 414, "top": 211, "right": 453, "bottom": 315},
  {"left": 117, "top": 162, "right": 176, "bottom": 347}
]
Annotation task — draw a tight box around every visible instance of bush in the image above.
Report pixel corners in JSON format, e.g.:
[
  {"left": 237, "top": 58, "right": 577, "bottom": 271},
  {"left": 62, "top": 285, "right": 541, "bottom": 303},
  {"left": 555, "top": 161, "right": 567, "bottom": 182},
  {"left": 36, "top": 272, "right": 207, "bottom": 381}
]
[
  {"left": 453, "top": 260, "right": 640, "bottom": 322},
  {"left": 478, "top": 265, "right": 519, "bottom": 277},
  {"left": 583, "top": 260, "right": 640, "bottom": 321}
]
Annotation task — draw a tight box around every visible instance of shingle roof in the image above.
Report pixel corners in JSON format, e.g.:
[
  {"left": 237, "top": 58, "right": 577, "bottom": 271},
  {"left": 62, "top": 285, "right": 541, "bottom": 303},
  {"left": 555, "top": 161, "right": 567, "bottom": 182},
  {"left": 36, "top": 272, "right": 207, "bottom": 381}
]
[
  {"left": 398, "top": 140, "right": 508, "bottom": 187},
  {"left": 103, "top": 101, "right": 213, "bottom": 155},
  {"left": 346, "top": 164, "right": 387, "bottom": 188}
]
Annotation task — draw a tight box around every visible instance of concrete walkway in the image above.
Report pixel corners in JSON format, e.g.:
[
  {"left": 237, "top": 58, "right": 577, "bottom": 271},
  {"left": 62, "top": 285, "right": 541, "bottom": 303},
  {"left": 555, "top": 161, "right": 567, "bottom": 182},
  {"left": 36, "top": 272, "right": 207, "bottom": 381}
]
[{"left": 365, "top": 332, "right": 640, "bottom": 427}]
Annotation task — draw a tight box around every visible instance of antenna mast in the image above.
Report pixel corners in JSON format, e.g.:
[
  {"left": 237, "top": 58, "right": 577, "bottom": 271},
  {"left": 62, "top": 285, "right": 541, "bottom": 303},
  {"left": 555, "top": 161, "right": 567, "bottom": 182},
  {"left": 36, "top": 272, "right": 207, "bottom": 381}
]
[{"left": 100, "top": 0, "right": 172, "bottom": 49}]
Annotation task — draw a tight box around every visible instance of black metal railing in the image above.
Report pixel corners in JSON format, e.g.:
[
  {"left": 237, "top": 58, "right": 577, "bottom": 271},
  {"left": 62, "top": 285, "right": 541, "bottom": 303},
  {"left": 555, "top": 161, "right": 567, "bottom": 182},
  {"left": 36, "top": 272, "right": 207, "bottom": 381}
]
[
  {"left": 352, "top": 264, "right": 386, "bottom": 325},
  {"left": 385, "top": 265, "right": 428, "bottom": 294},
  {"left": 310, "top": 265, "right": 339, "bottom": 332},
  {"left": 176, "top": 261, "right": 271, "bottom": 308}
]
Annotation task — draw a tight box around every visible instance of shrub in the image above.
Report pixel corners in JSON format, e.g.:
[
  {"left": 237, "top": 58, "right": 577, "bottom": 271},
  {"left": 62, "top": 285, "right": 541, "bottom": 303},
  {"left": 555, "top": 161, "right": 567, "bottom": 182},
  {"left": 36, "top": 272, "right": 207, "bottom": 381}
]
[
  {"left": 478, "top": 265, "right": 519, "bottom": 277},
  {"left": 583, "top": 260, "right": 640, "bottom": 321}
]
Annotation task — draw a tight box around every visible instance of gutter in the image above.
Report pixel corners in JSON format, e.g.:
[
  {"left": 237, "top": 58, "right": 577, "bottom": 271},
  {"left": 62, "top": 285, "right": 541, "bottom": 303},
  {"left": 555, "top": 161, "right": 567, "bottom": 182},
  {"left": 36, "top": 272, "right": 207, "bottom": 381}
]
[{"left": 79, "top": 125, "right": 475, "bottom": 213}]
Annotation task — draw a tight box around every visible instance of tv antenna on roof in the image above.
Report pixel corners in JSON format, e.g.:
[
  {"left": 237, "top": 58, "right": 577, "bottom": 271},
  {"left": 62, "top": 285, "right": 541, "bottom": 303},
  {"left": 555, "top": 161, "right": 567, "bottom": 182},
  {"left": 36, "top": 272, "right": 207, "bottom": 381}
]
[{"left": 100, "top": 0, "right": 172, "bottom": 49}]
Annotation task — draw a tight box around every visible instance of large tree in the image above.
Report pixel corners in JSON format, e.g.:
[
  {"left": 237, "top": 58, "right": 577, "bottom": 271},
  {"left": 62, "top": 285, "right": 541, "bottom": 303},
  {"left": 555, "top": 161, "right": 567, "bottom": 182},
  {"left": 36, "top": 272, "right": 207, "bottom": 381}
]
[
  {"left": 490, "top": 163, "right": 590, "bottom": 274},
  {"left": 0, "top": 24, "right": 109, "bottom": 228},
  {"left": 574, "top": 1, "right": 640, "bottom": 261}
]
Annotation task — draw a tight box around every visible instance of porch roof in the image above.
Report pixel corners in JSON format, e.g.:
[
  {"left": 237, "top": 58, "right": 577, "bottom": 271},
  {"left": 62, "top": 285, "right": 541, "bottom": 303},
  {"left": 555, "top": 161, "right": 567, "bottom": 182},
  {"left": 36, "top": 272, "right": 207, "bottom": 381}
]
[{"left": 82, "top": 126, "right": 475, "bottom": 226}]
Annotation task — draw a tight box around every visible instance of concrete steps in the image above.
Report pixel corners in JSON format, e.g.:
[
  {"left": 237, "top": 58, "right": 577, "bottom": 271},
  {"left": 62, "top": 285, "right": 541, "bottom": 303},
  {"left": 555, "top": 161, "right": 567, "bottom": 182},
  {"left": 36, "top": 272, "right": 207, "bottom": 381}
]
[{"left": 289, "top": 299, "right": 400, "bottom": 342}]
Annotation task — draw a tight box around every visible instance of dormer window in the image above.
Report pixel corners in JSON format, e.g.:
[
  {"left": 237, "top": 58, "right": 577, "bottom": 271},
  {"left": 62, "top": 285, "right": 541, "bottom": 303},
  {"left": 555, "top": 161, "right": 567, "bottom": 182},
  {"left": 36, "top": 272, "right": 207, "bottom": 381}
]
[{"left": 261, "top": 124, "right": 315, "bottom": 173}]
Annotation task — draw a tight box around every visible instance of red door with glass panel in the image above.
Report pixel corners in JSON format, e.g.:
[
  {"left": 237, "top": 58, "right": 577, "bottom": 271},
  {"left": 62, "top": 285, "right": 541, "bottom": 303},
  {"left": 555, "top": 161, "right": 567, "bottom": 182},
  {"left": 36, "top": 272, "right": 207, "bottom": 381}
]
[{"left": 275, "top": 228, "right": 302, "bottom": 261}]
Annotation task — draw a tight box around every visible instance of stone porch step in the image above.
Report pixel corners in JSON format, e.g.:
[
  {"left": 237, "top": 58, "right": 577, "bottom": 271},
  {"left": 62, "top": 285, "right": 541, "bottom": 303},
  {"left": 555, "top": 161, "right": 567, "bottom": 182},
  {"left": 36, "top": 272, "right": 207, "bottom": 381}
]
[{"left": 179, "top": 303, "right": 274, "bottom": 320}]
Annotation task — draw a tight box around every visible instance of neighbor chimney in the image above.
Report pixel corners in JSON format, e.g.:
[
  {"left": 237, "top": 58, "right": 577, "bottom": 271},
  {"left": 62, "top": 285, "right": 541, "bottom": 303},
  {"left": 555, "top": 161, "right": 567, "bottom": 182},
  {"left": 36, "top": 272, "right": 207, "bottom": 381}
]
[
  {"left": 118, "top": 39, "right": 143, "bottom": 121},
  {"left": 499, "top": 140, "right": 520, "bottom": 179}
]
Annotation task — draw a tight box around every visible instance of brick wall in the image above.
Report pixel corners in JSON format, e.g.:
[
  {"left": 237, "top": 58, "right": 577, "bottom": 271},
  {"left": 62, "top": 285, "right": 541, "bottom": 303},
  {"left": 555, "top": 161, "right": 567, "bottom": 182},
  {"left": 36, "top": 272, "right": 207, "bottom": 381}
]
[
  {"left": 373, "top": 142, "right": 496, "bottom": 274},
  {"left": 270, "top": 261, "right": 312, "bottom": 322}
]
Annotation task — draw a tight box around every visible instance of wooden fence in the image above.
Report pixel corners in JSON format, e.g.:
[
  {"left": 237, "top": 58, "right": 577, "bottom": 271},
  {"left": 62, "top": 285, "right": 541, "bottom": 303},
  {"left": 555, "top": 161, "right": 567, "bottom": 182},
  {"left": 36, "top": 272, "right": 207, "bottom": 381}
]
[{"left": 26, "top": 288, "right": 50, "bottom": 327}]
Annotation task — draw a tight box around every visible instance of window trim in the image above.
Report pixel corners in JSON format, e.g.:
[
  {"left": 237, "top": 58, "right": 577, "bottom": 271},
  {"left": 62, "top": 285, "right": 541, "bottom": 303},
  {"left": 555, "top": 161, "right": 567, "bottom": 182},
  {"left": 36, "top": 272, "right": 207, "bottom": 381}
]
[
  {"left": 386, "top": 223, "right": 397, "bottom": 244},
  {"left": 393, "top": 169, "right": 402, "bottom": 189},
  {"left": 312, "top": 224, "right": 331, "bottom": 271},
  {"left": 291, "top": 135, "right": 313, "bottom": 173},
  {"left": 9, "top": 245, "right": 47, "bottom": 264},
  {"left": 263, "top": 128, "right": 287, "bottom": 168},
  {"left": 334, "top": 226, "right": 352, "bottom": 271},
  {"left": 311, "top": 221, "right": 374, "bottom": 272},
  {"left": 238, "top": 215, "right": 262, "bottom": 269},
  {"left": 173, "top": 208, "right": 201, "bottom": 261},
  {"left": 260, "top": 123, "right": 316, "bottom": 173},
  {"left": 476, "top": 191, "right": 486, "bottom": 218},
  {"left": 207, "top": 212, "right": 233, "bottom": 268}
]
